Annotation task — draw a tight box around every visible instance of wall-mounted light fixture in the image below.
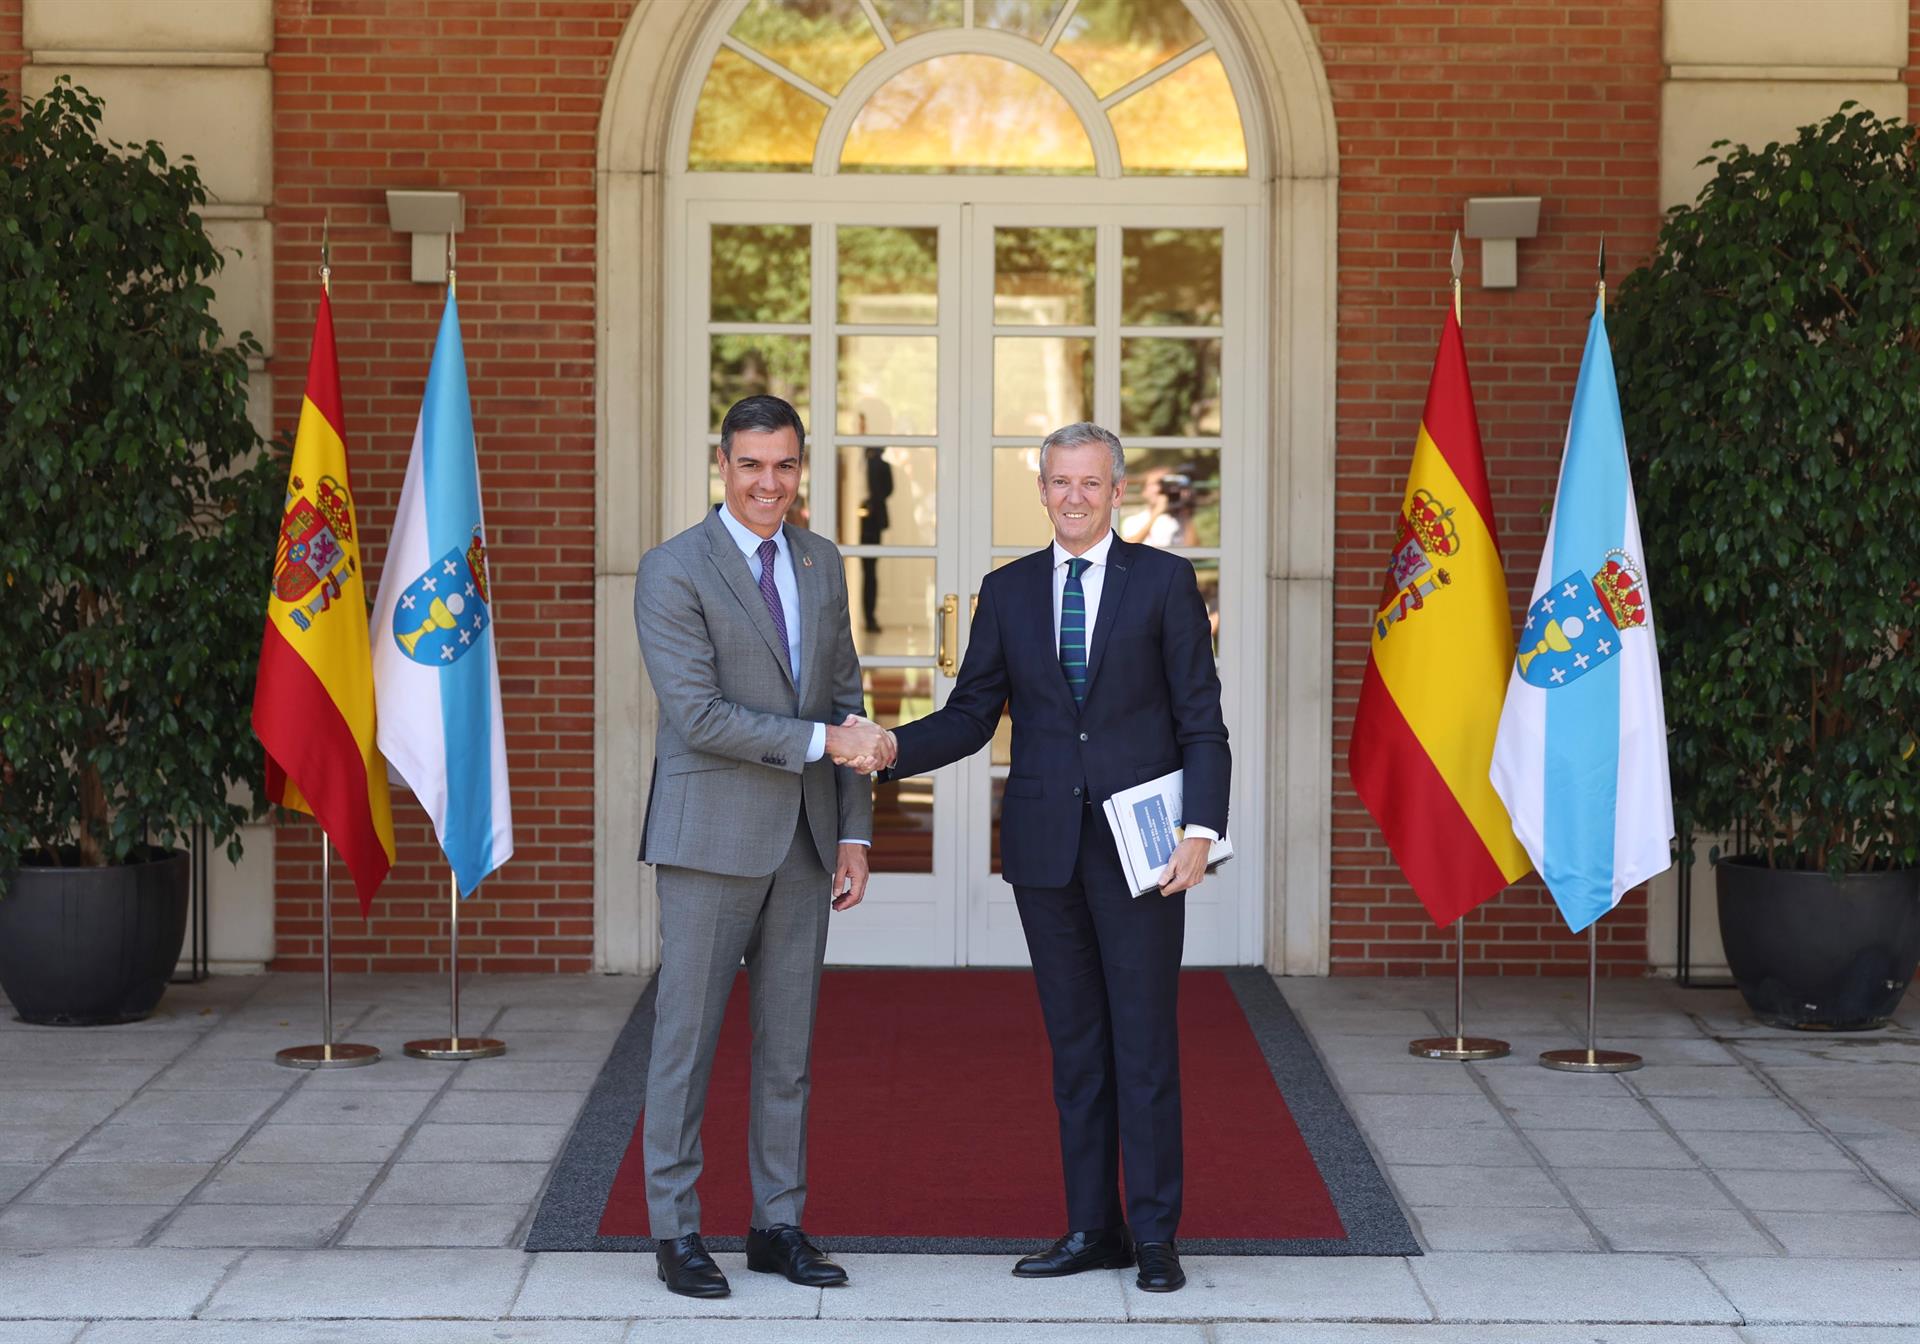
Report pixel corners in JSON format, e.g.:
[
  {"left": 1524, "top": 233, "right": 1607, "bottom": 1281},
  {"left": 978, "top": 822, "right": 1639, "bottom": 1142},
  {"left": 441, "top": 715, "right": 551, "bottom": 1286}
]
[
  {"left": 1463, "top": 196, "right": 1541, "bottom": 289},
  {"left": 385, "top": 190, "right": 465, "bottom": 285}
]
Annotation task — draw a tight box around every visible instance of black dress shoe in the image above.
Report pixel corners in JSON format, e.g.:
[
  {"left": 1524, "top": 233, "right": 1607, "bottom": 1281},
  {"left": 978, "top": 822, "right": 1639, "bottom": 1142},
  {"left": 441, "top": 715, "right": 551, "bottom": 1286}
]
[
  {"left": 746, "top": 1224, "right": 849, "bottom": 1287},
  {"left": 1135, "top": 1241, "right": 1185, "bottom": 1292},
  {"left": 656, "top": 1232, "right": 730, "bottom": 1299},
  {"left": 1011, "top": 1228, "right": 1134, "bottom": 1277}
]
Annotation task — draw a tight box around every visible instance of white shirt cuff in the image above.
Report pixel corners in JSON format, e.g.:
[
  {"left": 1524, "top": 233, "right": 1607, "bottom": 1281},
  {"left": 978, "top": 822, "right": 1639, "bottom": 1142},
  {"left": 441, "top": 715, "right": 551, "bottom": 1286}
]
[
  {"left": 840, "top": 838, "right": 871, "bottom": 847},
  {"left": 806, "top": 722, "right": 826, "bottom": 762},
  {"left": 1184, "top": 824, "right": 1220, "bottom": 843}
]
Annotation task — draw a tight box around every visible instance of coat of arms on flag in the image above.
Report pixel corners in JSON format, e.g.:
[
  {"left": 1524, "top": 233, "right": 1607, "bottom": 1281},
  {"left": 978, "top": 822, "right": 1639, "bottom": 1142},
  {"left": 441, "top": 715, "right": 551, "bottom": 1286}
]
[
  {"left": 1515, "top": 549, "right": 1649, "bottom": 688},
  {"left": 273, "top": 475, "right": 357, "bottom": 629},
  {"left": 393, "top": 528, "right": 493, "bottom": 665}
]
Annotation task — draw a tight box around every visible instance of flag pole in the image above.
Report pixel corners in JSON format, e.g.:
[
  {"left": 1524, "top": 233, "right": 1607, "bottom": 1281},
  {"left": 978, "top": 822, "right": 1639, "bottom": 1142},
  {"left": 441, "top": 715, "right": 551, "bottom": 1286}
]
[
  {"left": 1539, "top": 240, "right": 1640, "bottom": 1075},
  {"left": 405, "top": 869, "right": 505, "bottom": 1061},
  {"left": 276, "top": 228, "right": 379, "bottom": 1070}
]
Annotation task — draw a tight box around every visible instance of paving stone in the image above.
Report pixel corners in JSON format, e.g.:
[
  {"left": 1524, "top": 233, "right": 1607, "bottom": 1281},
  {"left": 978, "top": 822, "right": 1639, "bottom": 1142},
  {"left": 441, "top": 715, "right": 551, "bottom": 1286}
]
[
  {"left": 0, "top": 1063, "right": 161, "bottom": 1092},
  {"left": 1756, "top": 1212, "right": 1920, "bottom": 1258},
  {"left": 1388, "top": 1164, "right": 1569, "bottom": 1209},
  {"left": 148, "top": 1059, "right": 308, "bottom": 1091},
  {"left": 1527, "top": 1128, "right": 1697, "bottom": 1169},
  {"left": 1477, "top": 1062, "right": 1638, "bottom": 1098},
  {"left": 1411, "top": 1205, "right": 1599, "bottom": 1252},
  {"left": 368, "top": 1161, "right": 550, "bottom": 1205},
  {"left": 1214, "top": 1328, "right": 1743, "bottom": 1344},
  {"left": 1717, "top": 1169, "right": 1905, "bottom": 1214},
  {"left": 1647, "top": 1098, "right": 1814, "bottom": 1133},
  {"left": 1121, "top": 1255, "right": 1431, "bottom": 1322},
  {"left": 1561, "top": 1168, "right": 1735, "bottom": 1212},
  {"left": 0, "top": 1093, "right": 127, "bottom": 1128},
  {"left": 445, "top": 1061, "right": 602, "bottom": 1092},
  {"left": 0, "top": 1325, "right": 84, "bottom": 1344},
  {"left": 0, "top": 1248, "right": 237, "bottom": 1318},
  {"left": 1503, "top": 1097, "right": 1663, "bottom": 1131},
  {"left": 230, "top": 1123, "right": 410, "bottom": 1164},
  {"left": 153, "top": 1203, "right": 351, "bottom": 1248},
  {"left": 459, "top": 1030, "right": 622, "bottom": 1062},
  {"left": 1586, "top": 1207, "right": 1777, "bottom": 1254},
  {"left": 19, "top": 1162, "right": 213, "bottom": 1205},
  {"left": 203, "top": 1248, "right": 528, "bottom": 1318},
  {"left": 396, "top": 1123, "right": 570, "bottom": 1164},
  {"left": 194, "top": 1161, "right": 383, "bottom": 1205},
  {"left": 1628, "top": 1065, "right": 1774, "bottom": 1097},
  {"left": 340, "top": 1204, "right": 527, "bottom": 1248},
  {"left": 513, "top": 1249, "right": 820, "bottom": 1319},
  {"left": 1678, "top": 1129, "right": 1858, "bottom": 1171},
  {"left": 0, "top": 1205, "right": 171, "bottom": 1250},
  {"left": 0, "top": 1166, "right": 37, "bottom": 1201},
  {"left": 1739, "top": 1330, "right": 1920, "bottom": 1343},
  {"left": 111, "top": 1090, "right": 286, "bottom": 1126},
  {"left": 1410, "top": 1251, "right": 1740, "bottom": 1323},
  {"left": 83, "top": 1325, "right": 627, "bottom": 1344},
  {"left": 425, "top": 1090, "right": 588, "bottom": 1125},
  {"left": 1327, "top": 1064, "right": 1486, "bottom": 1096},
  {"left": 1363, "top": 1126, "right": 1536, "bottom": 1167},
  {"left": 819, "top": 1252, "right": 1127, "bottom": 1321},
  {"left": 622, "top": 1327, "right": 1206, "bottom": 1344},
  {"left": 1350, "top": 1096, "right": 1507, "bottom": 1131},
  {"left": 63, "top": 1123, "right": 249, "bottom": 1164},
  {"left": 0, "top": 1127, "right": 89, "bottom": 1165},
  {"left": 1704, "top": 1257, "right": 1920, "bottom": 1325},
  {"left": 269, "top": 1090, "right": 440, "bottom": 1126}
]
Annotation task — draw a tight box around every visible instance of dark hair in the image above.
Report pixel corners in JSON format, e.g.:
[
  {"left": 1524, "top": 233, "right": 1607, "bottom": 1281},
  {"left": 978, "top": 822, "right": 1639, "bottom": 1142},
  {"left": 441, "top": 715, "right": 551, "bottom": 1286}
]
[{"left": 720, "top": 395, "right": 806, "bottom": 459}]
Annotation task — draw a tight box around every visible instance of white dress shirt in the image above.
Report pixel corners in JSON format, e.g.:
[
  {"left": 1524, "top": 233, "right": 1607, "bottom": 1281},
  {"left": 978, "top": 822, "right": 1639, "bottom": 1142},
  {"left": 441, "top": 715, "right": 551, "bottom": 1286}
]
[
  {"left": 716, "top": 504, "right": 867, "bottom": 847},
  {"left": 1051, "top": 529, "right": 1217, "bottom": 847}
]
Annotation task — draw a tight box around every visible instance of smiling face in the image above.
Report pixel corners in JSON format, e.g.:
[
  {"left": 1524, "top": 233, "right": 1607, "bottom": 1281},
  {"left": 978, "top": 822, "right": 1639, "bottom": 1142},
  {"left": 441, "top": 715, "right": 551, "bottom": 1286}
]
[
  {"left": 1038, "top": 440, "right": 1125, "bottom": 555},
  {"left": 717, "top": 426, "right": 802, "bottom": 539}
]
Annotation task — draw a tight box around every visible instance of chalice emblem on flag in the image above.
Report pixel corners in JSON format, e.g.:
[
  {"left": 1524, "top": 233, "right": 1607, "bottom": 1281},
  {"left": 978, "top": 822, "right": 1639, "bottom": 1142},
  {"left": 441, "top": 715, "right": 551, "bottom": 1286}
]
[
  {"left": 1516, "top": 548, "right": 1648, "bottom": 688},
  {"left": 393, "top": 526, "right": 494, "bottom": 666}
]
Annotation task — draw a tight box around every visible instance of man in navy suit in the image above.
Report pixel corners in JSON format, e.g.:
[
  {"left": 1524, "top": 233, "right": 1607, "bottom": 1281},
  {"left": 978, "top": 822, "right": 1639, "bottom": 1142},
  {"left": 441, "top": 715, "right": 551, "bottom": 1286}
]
[{"left": 879, "top": 421, "right": 1229, "bottom": 1293}]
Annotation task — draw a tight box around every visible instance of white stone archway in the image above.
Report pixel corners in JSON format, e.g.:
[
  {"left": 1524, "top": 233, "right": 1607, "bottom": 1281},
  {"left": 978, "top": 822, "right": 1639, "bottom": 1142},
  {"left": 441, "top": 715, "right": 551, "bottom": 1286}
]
[{"left": 592, "top": 0, "right": 1339, "bottom": 975}]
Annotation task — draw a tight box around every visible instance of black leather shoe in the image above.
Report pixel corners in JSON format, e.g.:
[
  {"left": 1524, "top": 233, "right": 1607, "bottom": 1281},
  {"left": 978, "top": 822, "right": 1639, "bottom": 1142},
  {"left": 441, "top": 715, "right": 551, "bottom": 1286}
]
[
  {"left": 1011, "top": 1228, "right": 1134, "bottom": 1277},
  {"left": 746, "top": 1224, "right": 849, "bottom": 1287},
  {"left": 1135, "top": 1241, "right": 1185, "bottom": 1292},
  {"left": 656, "top": 1233, "right": 730, "bottom": 1299}
]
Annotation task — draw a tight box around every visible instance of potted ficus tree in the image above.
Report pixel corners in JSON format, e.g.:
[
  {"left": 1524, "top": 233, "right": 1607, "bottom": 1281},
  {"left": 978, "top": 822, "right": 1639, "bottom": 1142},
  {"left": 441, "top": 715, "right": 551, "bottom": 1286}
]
[
  {"left": 0, "top": 79, "right": 282, "bottom": 1024},
  {"left": 1612, "top": 104, "right": 1920, "bottom": 1030}
]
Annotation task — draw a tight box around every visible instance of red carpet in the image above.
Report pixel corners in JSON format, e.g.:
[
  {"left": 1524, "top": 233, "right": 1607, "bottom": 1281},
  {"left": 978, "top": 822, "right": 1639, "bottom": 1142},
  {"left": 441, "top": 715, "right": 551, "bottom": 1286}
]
[{"left": 595, "top": 969, "right": 1348, "bottom": 1242}]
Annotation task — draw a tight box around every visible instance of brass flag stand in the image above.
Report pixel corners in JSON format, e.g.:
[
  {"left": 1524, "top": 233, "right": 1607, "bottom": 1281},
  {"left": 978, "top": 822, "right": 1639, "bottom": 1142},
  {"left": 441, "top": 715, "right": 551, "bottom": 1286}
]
[
  {"left": 1410, "top": 919, "right": 1510, "bottom": 1060},
  {"left": 1541, "top": 924, "right": 1641, "bottom": 1072},
  {"left": 275, "top": 842, "right": 380, "bottom": 1069},
  {"left": 405, "top": 870, "right": 505, "bottom": 1061}
]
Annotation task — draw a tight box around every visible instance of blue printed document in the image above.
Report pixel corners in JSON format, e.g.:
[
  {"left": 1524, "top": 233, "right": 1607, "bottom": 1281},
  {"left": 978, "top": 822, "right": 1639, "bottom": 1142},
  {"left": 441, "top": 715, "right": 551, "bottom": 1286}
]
[{"left": 1101, "top": 769, "right": 1233, "bottom": 897}]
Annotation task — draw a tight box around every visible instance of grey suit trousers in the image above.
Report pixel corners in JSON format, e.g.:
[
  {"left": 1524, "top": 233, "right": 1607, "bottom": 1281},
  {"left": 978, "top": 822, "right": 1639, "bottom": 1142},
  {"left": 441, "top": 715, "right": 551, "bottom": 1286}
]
[{"left": 643, "top": 806, "right": 831, "bottom": 1237}]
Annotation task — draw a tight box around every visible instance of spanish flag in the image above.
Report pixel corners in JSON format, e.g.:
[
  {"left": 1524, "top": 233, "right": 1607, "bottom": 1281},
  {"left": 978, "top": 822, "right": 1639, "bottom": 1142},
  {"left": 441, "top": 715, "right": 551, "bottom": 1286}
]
[
  {"left": 1347, "top": 305, "right": 1531, "bottom": 925},
  {"left": 251, "top": 287, "right": 396, "bottom": 913}
]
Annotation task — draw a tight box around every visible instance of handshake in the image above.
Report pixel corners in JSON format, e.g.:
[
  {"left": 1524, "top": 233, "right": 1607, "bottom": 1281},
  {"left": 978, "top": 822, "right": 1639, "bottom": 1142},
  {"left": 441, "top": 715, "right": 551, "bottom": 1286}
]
[{"left": 827, "top": 714, "right": 898, "bottom": 774}]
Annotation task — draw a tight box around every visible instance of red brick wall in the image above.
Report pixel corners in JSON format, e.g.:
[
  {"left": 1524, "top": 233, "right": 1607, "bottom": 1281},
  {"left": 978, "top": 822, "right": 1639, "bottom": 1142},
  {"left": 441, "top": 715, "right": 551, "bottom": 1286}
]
[
  {"left": 0, "top": 0, "right": 23, "bottom": 103},
  {"left": 268, "top": 0, "right": 629, "bottom": 972},
  {"left": 1302, "top": 1, "right": 1665, "bottom": 975}
]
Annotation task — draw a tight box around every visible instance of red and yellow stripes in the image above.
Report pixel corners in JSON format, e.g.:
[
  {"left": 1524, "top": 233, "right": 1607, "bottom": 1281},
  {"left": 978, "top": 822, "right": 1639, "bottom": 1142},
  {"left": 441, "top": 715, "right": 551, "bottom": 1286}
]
[
  {"left": 1347, "top": 308, "right": 1530, "bottom": 926},
  {"left": 251, "top": 288, "right": 396, "bottom": 913}
]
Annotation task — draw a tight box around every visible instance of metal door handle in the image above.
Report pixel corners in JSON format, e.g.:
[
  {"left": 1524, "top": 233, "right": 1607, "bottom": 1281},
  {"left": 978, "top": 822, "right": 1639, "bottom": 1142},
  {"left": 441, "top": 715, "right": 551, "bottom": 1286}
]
[
  {"left": 937, "top": 593, "right": 959, "bottom": 676},
  {"left": 970, "top": 592, "right": 979, "bottom": 621}
]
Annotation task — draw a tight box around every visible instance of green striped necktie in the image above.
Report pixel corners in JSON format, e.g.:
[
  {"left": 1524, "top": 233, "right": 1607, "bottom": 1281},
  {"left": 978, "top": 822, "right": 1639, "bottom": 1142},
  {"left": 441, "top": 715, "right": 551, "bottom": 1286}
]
[{"left": 1061, "top": 556, "right": 1090, "bottom": 706}]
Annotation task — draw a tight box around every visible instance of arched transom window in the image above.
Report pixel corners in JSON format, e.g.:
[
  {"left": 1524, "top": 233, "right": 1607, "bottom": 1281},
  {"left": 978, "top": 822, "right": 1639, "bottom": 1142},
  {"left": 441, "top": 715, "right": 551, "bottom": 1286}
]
[{"left": 687, "top": 0, "right": 1249, "bottom": 177}]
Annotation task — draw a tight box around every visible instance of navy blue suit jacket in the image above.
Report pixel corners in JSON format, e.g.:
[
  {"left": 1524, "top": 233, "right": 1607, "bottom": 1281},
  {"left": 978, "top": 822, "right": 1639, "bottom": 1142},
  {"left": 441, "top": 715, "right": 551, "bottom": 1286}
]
[{"left": 888, "top": 536, "right": 1230, "bottom": 890}]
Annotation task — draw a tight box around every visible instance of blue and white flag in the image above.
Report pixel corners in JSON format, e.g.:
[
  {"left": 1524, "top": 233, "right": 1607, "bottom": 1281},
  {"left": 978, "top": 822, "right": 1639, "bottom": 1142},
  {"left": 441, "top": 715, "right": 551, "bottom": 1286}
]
[
  {"left": 1490, "top": 298, "right": 1673, "bottom": 933},
  {"left": 370, "top": 291, "right": 514, "bottom": 896}
]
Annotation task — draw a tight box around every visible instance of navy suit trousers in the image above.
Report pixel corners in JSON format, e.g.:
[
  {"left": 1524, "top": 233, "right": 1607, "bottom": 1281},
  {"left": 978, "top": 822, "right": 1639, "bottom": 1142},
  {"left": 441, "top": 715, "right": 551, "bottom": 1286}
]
[{"left": 1012, "top": 804, "right": 1185, "bottom": 1242}]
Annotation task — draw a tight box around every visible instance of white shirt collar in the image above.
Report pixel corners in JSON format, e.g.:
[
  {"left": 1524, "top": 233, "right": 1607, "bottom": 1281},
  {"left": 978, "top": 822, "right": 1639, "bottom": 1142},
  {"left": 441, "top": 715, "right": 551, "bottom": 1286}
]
[
  {"left": 1052, "top": 529, "right": 1116, "bottom": 571},
  {"left": 716, "top": 503, "right": 785, "bottom": 560}
]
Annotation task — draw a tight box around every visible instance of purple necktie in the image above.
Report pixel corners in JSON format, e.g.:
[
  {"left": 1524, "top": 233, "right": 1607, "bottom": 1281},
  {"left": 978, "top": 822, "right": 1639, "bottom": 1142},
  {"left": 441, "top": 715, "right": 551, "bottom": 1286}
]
[{"left": 756, "top": 537, "right": 791, "bottom": 670}]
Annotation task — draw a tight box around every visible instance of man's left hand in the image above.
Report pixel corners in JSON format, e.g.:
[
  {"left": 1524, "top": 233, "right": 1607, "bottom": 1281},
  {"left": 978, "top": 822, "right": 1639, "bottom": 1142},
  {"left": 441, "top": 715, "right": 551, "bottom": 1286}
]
[
  {"left": 1157, "top": 835, "right": 1212, "bottom": 895},
  {"left": 832, "top": 842, "right": 871, "bottom": 911}
]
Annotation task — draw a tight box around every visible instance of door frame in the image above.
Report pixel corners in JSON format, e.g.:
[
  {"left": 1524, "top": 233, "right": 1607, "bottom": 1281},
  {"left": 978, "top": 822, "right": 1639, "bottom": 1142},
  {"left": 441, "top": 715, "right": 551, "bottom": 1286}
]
[{"left": 593, "top": 0, "right": 1341, "bottom": 976}]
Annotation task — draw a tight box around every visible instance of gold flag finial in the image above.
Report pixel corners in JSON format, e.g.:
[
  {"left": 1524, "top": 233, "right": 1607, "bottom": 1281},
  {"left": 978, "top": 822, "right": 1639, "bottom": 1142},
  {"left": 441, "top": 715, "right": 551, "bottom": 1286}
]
[
  {"left": 320, "top": 210, "right": 331, "bottom": 295},
  {"left": 1597, "top": 237, "right": 1607, "bottom": 314}
]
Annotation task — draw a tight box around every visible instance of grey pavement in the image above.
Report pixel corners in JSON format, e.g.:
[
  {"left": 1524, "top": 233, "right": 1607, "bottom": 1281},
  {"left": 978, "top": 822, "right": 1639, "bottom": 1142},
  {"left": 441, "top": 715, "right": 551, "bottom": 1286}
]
[{"left": 0, "top": 971, "right": 1914, "bottom": 1340}]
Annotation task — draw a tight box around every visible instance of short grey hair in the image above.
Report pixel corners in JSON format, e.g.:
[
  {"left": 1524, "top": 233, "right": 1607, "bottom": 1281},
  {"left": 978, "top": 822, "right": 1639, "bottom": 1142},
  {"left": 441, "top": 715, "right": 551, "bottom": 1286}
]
[{"left": 1038, "top": 422, "right": 1126, "bottom": 481}]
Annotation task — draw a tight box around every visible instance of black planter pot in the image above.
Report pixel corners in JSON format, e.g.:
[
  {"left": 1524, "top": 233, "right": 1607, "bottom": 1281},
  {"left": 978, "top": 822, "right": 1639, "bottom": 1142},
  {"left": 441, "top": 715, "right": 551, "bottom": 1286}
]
[
  {"left": 0, "top": 848, "right": 190, "bottom": 1026},
  {"left": 1716, "top": 856, "right": 1920, "bottom": 1031}
]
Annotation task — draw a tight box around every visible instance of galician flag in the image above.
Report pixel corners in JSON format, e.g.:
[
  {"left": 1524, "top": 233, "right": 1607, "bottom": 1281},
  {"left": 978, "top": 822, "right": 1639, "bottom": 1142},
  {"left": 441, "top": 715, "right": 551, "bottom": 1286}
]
[
  {"left": 1490, "top": 297, "right": 1674, "bottom": 933},
  {"left": 370, "top": 288, "right": 513, "bottom": 896},
  {"left": 1348, "top": 304, "right": 1532, "bottom": 925},
  {"left": 252, "top": 286, "right": 396, "bottom": 914}
]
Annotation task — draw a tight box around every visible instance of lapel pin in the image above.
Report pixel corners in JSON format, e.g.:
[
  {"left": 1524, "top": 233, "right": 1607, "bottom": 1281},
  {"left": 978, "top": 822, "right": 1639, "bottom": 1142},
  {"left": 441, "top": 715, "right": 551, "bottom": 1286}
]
[{"left": 802, "top": 555, "right": 813, "bottom": 567}]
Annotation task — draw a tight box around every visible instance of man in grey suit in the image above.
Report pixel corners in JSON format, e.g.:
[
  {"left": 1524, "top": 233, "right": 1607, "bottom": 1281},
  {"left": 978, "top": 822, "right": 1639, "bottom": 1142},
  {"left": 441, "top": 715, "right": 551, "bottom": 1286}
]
[{"left": 634, "top": 395, "right": 892, "bottom": 1299}]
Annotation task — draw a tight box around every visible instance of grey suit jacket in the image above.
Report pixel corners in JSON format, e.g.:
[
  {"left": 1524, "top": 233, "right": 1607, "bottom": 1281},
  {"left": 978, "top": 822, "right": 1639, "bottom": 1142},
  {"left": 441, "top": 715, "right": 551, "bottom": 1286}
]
[{"left": 635, "top": 506, "right": 872, "bottom": 877}]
